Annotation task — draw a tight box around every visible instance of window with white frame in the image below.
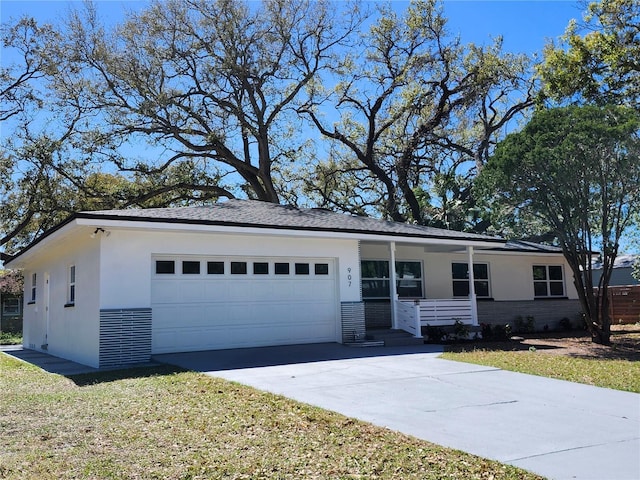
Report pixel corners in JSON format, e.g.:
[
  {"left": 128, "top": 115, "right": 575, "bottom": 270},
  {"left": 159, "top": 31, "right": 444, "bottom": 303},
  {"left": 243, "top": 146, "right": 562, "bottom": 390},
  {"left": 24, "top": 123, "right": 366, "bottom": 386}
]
[
  {"left": 30, "top": 273, "right": 37, "bottom": 303},
  {"left": 361, "top": 260, "right": 423, "bottom": 299},
  {"left": 532, "top": 265, "right": 565, "bottom": 297},
  {"left": 68, "top": 265, "right": 76, "bottom": 305},
  {"left": 452, "top": 263, "right": 491, "bottom": 298}
]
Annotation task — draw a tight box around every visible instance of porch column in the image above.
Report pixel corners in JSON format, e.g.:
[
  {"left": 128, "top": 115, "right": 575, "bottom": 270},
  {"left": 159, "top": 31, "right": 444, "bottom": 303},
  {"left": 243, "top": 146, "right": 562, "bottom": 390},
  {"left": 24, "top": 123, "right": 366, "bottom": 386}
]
[
  {"left": 389, "top": 241, "right": 398, "bottom": 330},
  {"left": 467, "top": 246, "right": 479, "bottom": 326}
]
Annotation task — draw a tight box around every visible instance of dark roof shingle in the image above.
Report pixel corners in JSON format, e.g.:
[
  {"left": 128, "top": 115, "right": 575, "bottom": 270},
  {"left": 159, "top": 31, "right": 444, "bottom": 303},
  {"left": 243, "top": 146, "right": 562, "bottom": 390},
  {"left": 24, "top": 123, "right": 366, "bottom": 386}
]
[{"left": 79, "top": 199, "right": 504, "bottom": 243}]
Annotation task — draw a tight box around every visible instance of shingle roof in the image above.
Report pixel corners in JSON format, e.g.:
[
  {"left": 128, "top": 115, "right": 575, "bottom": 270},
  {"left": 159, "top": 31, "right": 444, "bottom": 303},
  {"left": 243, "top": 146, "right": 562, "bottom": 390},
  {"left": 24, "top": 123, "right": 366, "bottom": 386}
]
[
  {"left": 499, "top": 240, "right": 564, "bottom": 253},
  {"left": 77, "top": 199, "right": 505, "bottom": 243}
]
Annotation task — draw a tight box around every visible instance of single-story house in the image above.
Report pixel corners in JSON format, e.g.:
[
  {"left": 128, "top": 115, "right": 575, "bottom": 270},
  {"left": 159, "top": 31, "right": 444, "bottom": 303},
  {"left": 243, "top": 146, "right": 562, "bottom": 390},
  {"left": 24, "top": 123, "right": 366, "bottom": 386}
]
[
  {"left": 591, "top": 255, "right": 639, "bottom": 287},
  {"left": 6, "top": 200, "right": 581, "bottom": 368}
]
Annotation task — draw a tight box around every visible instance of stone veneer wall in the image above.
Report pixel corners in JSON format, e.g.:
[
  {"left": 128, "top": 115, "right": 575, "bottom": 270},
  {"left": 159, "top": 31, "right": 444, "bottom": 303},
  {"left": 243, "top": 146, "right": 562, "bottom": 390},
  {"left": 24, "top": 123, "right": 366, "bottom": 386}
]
[{"left": 477, "top": 299, "right": 583, "bottom": 331}]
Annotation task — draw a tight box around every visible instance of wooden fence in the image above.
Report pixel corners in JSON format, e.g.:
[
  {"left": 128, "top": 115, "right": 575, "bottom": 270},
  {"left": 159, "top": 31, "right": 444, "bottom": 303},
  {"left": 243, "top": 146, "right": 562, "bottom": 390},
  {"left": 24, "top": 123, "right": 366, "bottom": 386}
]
[{"left": 597, "top": 286, "right": 640, "bottom": 325}]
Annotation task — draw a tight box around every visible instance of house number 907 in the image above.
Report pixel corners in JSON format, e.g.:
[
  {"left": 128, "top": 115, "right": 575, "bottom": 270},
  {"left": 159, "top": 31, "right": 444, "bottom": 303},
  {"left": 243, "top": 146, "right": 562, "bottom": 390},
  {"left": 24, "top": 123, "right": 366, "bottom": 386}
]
[{"left": 347, "top": 267, "right": 352, "bottom": 287}]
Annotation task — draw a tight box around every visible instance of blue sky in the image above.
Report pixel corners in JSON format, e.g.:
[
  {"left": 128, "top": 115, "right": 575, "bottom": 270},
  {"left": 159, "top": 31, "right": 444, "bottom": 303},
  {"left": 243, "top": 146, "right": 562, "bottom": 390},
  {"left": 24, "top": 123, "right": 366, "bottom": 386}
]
[{"left": 1, "top": 0, "right": 584, "bottom": 56}]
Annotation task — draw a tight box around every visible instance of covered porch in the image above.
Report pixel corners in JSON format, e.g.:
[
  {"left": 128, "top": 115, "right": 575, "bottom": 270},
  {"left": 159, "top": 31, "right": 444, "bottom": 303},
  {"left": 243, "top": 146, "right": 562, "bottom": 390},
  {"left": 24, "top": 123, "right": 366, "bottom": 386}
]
[{"left": 360, "top": 240, "right": 490, "bottom": 340}]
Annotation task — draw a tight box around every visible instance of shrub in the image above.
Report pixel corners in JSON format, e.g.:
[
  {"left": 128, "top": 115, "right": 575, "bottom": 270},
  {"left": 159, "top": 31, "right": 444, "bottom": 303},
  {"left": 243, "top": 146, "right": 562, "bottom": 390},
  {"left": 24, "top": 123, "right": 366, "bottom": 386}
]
[
  {"left": 452, "top": 319, "right": 470, "bottom": 340},
  {"left": 425, "top": 324, "right": 446, "bottom": 342},
  {"left": 514, "top": 315, "right": 535, "bottom": 333},
  {"left": 559, "top": 317, "right": 573, "bottom": 331}
]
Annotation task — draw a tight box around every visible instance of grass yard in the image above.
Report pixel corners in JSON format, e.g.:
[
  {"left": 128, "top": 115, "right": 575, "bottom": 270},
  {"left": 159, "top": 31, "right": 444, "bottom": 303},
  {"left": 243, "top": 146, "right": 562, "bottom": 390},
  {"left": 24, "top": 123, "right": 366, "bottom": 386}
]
[
  {"left": 441, "top": 327, "right": 640, "bottom": 393},
  {"left": 441, "top": 350, "right": 640, "bottom": 392},
  {"left": 0, "top": 355, "right": 541, "bottom": 480}
]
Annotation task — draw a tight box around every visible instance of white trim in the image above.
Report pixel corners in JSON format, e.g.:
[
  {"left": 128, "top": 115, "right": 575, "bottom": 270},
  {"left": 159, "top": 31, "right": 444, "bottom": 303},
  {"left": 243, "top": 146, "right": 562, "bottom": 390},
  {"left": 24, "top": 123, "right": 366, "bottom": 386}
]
[
  {"left": 389, "top": 242, "right": 398, "bottom": 330},
  {"left": 467, "top": 246, "right": 479, "bottom": 326}
]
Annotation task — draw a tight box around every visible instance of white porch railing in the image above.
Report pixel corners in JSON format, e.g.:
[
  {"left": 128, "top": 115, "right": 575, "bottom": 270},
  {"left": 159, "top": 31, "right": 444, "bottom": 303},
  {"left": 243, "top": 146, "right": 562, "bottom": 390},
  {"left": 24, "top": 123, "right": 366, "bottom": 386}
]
[{"left": 395, "top": 297, "right": 474, "bottom": 337}]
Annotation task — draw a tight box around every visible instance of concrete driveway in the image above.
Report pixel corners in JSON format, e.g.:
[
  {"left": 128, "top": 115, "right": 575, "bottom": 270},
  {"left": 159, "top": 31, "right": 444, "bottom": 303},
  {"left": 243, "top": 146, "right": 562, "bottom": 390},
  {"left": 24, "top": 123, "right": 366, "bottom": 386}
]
[{"left": 155, "top": 343, "right": 640, "bottom": 480}]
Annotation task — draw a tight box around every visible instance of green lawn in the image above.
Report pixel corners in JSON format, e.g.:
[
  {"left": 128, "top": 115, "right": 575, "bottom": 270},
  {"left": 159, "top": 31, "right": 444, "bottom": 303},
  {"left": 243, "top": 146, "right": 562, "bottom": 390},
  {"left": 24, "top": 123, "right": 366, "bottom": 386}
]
[
  {"left": 440, "top": 350, "right": 640, "bottom": 393},
  {"left": 0, "top": 355, "right": 542, "bottom": 480}
]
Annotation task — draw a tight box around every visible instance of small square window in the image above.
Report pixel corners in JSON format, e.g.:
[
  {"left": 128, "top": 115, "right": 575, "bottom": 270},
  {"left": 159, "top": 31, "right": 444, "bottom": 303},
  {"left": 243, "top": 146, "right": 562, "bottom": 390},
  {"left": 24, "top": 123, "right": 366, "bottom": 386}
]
[
  {"left": 231, "top": 262, "right": 247, "bottom": 274},
  {"left": 315, "top": 263, "right": 329, "bottom": 275},
  {"left": 207, "top": 261, "right": 225, "bottom": 274},
  {"left": 295, "top": 263, "right": 310, "bottom": 275},
  {"left": 253, "top": 262, "right": 269, "bottom": 275},
  {"left": 156, "top": 261, "right": 175, "bottom": 274},
  {"left": 182, "top": 261, "right": 200, "bottom": 274},
  {"left": 275, "top": 263, "right": 290, "bottom": 275}
]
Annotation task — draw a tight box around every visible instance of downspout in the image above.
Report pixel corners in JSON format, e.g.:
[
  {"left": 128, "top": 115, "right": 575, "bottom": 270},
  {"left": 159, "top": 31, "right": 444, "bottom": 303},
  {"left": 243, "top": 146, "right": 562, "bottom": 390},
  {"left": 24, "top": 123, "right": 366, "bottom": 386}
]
[
  {"left": 389, "top": 241, "right": 398, "bottom": 330},
  {"left": 467, "top": 246, "right": 479, "bottom": 326}
]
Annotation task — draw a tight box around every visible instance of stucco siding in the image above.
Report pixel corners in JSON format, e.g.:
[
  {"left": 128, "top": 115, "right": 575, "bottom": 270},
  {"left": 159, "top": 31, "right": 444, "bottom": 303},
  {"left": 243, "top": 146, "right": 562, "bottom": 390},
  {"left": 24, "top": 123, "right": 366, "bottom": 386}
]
[
  {"left": 360, "top": 243, "right": 579, "bottom": 302},
  {"left": 21, "top": 234, "right": 100, "bottom": 368},
  {"left": 99, "top": 229, "right": 362, "bottom": 309}
]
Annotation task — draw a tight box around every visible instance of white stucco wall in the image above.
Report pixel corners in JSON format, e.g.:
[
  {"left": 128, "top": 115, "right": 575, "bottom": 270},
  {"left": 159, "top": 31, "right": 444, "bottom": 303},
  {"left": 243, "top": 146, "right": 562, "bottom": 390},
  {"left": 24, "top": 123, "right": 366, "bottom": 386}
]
[
  {"left": 360, "top": 243, "right": 579, "bottom": 301},
  {"left": 20, "top": 233, "right": 101, "bottom": 367},
  {"left": 98, "top": 229, "right": 362, "bottom": 309}
]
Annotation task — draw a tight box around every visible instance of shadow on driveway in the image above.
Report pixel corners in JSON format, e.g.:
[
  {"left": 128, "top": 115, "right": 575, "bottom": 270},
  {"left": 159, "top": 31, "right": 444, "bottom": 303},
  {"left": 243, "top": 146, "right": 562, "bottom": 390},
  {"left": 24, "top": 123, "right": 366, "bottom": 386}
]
[{"left": 153, "top": 342, "right": 444, "bottom": 372}]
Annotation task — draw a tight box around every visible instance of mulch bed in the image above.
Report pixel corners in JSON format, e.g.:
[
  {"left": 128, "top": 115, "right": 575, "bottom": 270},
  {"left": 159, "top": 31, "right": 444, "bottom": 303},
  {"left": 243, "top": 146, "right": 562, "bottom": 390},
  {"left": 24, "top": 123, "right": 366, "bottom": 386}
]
[{"left": 445, "top": 324, "right": 640, "bottom": 361}]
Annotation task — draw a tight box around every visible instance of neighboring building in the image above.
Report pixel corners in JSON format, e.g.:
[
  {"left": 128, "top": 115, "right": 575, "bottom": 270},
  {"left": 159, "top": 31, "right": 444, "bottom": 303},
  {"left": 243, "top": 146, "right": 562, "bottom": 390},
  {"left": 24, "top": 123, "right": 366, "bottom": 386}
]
[
  {"left": 591, "top": 255, "right": 639, "bottom": 287},
  {"left": 0, "top": 270, "right": 24, "bottom": 334},
  {"left": 6, "top": 200, "right": 581, "bottom": 368}
]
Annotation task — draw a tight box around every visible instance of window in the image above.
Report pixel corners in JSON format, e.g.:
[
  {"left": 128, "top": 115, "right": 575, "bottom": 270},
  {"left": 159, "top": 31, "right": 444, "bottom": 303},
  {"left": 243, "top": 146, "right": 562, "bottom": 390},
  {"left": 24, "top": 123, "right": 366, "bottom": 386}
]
[
  {"left": 452, "top": 263, "right": 490, "bottom": 297},
  {"left": 253, "top": 262, "right": 269, "bottom": 275},
  {"left": 361, "top": 260, "right": 390, "bottom": 298},
  {"left": 533, "top": 265, "right": 565, "bottom": 297},
  {"left": 30, "top": 273, "right": 37, "bottom": 303},
  {"left": 2, "top": 297, "right": 20, "bottom": 315},
  {"left": 182, "top": 261, "right": 200, "bottom": 274},
  {"left": 395, "top": 261, "right": 422, "bottom": 298},
  {"left": 68, "top": 265, "right": 76, "bottom": 305},
  {"left": 315, "top": 263, "right": 329, "bottom": 275},
  {"left": 295, "top": 263, "right": 310, "bottom": 275},
  {"left": 361, "top": 260, "right": 423, "bottom": 299},
  {"left": 275, "top": 262, "right": 290, "bottom": 275},
  {"left": 231, "top": 261, "right": 247, "bottom": 274},
  {"left": 156, "top": 260, "right": 175, "bottom": 274},
  {"left": 207, "top": 261, "right": 225, "bottom": 275}
]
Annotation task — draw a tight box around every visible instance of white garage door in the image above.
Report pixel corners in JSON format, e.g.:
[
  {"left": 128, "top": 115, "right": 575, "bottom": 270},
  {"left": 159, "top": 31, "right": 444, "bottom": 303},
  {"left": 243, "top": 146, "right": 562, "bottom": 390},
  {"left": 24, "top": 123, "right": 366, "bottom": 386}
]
[{"left": 151, "top": 256, "right": 338, "bottom": 354}]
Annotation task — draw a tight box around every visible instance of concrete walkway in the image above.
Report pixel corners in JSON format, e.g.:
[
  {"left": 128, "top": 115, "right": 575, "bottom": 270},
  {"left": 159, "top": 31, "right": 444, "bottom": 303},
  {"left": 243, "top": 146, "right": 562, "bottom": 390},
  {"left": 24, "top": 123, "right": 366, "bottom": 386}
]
[
  {"left": 0, "top": 345, "right": 100, "bottom": 375},
  {"left": 156, "top": 343, "right": 640, "bottom": 480}
]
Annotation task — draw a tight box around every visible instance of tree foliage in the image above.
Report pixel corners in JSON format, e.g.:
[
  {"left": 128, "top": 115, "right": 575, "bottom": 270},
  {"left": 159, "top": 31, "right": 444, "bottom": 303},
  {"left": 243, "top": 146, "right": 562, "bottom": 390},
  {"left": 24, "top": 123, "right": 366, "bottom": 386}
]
[
  {"left": 540, "top": 0, "right": 640, "bottom": 107},
  {"left": 478, "top": 105, "right": 640, "bottom": 344},
  {"left": 298, "top": 0, "right": 534, "bottom": 228},
  {"left": 50, "top": 0, "right": 360, "bottom": 204}
]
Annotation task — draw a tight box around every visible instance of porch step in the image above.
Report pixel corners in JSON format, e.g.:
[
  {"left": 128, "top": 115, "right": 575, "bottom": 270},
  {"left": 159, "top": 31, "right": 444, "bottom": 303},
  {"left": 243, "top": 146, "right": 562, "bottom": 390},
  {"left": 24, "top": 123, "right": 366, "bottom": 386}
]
[
  {"left": 367, "top": 329, "right": 425, "bottom": 347},
  {"left": 344, "top": 340, "right": 385, "bottom": 348}
]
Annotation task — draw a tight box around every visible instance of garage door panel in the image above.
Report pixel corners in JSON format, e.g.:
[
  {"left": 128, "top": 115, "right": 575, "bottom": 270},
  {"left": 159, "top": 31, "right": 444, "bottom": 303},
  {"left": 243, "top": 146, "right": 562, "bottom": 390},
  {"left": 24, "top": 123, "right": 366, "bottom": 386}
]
[
  {"left": 152, "top": 256, "right": 338, "bottom": 354},
  {"left": 152, "top": 281, "right": 181, "bottom": 304}
]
